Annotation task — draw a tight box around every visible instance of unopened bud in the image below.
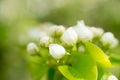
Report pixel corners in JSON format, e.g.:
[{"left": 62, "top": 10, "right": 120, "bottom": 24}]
[
  {"left": 49, "top": 44, "right": 66, "bottom": 59},
  {"left": 27, "top": 42, "right": 39, "bottom": 55},
  {"left": 48, "top": 25, "right": 65, "bottom": 37},
  {"left": 101, "top": 32, "right": 119, "bottom": 48},
  {"left": 61, "top": 27, "right": 78, "bottom": 46},
  {"left": 74, "top": 20, "right": 93, "bottom": 42},
  {"left": 40, "top": 36, "right": 52, "bottom": 47},
  {"left": 101, "top": 74, "right": 118, "bottom": 80},
  {"left": 108, "top": 75, "right": 118, "bottom": 80},
  {"left": 89, "top": 27, "right": 104, "bottom": 38},
  {"left": 78, "top": 45, "right": 85, "bottom": 53},
  {"left": 28, "top": 28, "right": 40, "bottom": 40},
  {"left": 39, "top": 31, "right": 48, "bottom": 40},
  {"left": 110, "top": 38, "right": 119, "bottom": 48}
]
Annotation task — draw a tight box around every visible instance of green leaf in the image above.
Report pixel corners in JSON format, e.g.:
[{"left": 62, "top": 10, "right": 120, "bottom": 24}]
[
  {"left": 48, "top": 68, "right": 55, "bottom": 80},
  {"left": 58, "top": 55, "right": 97, "bottom": 80},
  {"left": 27, "top": 55, "right": 48, "bottom": 80},
  {"left": 58, "top": 65, "right": 83, "bottom": 80},
  {"left": 85, "top": 42, "right": 112, "bottom": 68},
  {"left": 97, "top": 67, "right": 104, "bottom": 80}
]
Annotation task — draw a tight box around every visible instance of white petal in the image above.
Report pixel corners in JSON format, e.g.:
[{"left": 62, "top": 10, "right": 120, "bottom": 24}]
[
  {"left": 61, "top": 27, "right": 78, "bottom": 46},
  {"left": 101, "top": 32, "right": 119, "bottom": 48},
  {"left": 74, "top": 21, "right": 93, "bottom": 42},
  {"left": 28, "top": 28, "right": 40, "bottom": 40},
  {"left": 27, "top": 42, "right": 39, "bottom": 54},
  {"left": 48, "top": 25, "right": 65, "bottom": 36},
  {"left": 49, "top": 44, "right": 66, "bottom": 59},
  {"left": 108, "top": 75, "right": 118, "bottom": 80},
  {"left": 77, "top": 20, "right": 85, "bottom": 28},
  {"left": 110, "top": 38, "right": 119, "bottom": 48},
  {"left": 78, "top": 45, "right": 85, "bottom": 53},
  {"left": 40, "top": 36, "right": 52, "bottom": 47},
  {"left": 89, "top": 27, "right": 104, "bottom": 37}
]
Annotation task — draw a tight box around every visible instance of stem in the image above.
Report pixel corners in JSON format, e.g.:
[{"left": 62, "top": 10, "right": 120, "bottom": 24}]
[{"left": 48, "top": 68, "right": 55, "bottom": 80}]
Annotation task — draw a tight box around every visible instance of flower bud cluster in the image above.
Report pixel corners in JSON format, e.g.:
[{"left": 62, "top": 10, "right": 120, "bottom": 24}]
[{"left": 27, "top": 20, "right": 119, "bottom": 59}]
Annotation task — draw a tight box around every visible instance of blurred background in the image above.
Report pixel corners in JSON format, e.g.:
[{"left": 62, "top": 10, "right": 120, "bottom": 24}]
[{"left": 0, "top": 0, "right": 120, "bottom": 80}]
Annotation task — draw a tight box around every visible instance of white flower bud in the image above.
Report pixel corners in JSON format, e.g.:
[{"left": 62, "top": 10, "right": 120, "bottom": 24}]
[
  {"left": 27, "top": 42, "right": 39, "bottom": 55},
  {"left": 110, "top": 38, "right": 119, "bottom": 48},
  {"left": 39, "top": 31, "right": 48, "bottom": 39},
  {"left": 89, "top": 27, "right": 104, "bottom": 37},
  {"left": 78, "top": 45, "right": 85, "bottom": 53},
  {"left": 74, "top": 20, "right": 93, "bottom": 42},
  {"left": 100, "top": 32, "right": 119, "bottom": 48},
  {"left": 28, "top": 28, "right": 40, "bottom": 40},
  {"left": 49, "top": 44, "right": 66, "bottom": 59},
  {"left": 48, "top": 25, "right": 65, "bottom": 37},
  {"left": 40, "top": 36, "right": 52, "bottom": 47},
  {"left": 61, "top": 27, "right": 78, "bottom": 46},
  {"left": 77, "top": 20, "right": 85, "bottom": 27},
  {"left": 101, "top": 74, "right": 118, "bottom": 80},
  {"left": 108, "top": 75, "right": 118, "bottom": 80}
]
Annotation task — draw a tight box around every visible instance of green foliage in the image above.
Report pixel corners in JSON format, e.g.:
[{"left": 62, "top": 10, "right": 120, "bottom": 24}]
[
  {"left": 27, "top": 55, "right": 48, "bottom": 80},
  {"left": 58, "top": 65, "right": 83, "bottom": 80},
  {"left": 58, "top": 55, "right": 97, "bottom": 80},
  {"left": 26, "top": 41, "right": 116, "bottom": 80},
  {"left": 85, "top": 42, "right": 112, "bottom": 68}
]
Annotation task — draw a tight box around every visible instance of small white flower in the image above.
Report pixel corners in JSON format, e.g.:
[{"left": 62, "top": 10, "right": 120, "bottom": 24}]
[
  {"left": 28, "top": 28, "right": 40, "bottom": 40},
  {"left": 77, "top": 20, "right": 85, "bottom": 27},
  {"left": 78, "top": 45, "right": 85, "bottom": 53},
  {"left": 74, "top": 20, "right": 93, "bottom": 42},
  {"left": 27, "top": 42, "right": 39, "bottom": 55},
  {"left": 61, "top": 27, "right": 78, "bottom": 46},
  {"left": 100, "top": 32, "right": 119, "bottom": 48},
  {"left": 40, "top": 36, "right": 52, "bottom": 47},
  {"left": 48, "top": 25, "right": 65, "bottom": 37},
  {"left": 39, "top": 31, "right": 48, "bottom": 39},
  {"left": 108, "top": 75, "right": 118, "bottom": 80},
  {"left": 49, "top": 44, "right": 66, "bottom": 59},
  {"left": 110, "top": 38, "right": 119, "bottom": 48},
  {"left": 89, "top": 27, "right": 104, "bottom": 37}
]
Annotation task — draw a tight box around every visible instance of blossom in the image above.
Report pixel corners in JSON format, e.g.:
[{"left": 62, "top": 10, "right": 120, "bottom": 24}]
[
  {"left": 49, "top": 44, "right": 66, "bottom": 59},
  {"left": 78, "top": 45, "right": 85, "bottom": 53},
  {"left": 48, "top": 25, "right": 65, "bottom": 37},
  {"left": 61, "top": 27, "right": 78, "bottom": 46},
  {"left": 38, "top": 31, "right": 48, "bottom": 40},
  {"left": 28, "top": 28, "right": 41, "bottom": 40},
  {"left": 89, "top": 27, "right": 104, "bottom": 38},
  {"left": 100, "top": 32, "right": 119, "bottom": 48},
  {"left": 27, "top": 42, "right": 39, "bottom": 54},
  {"left": 74, "top": 20, "right": 93, "bottom": 42},
  {"left": 40, "top": 36, "right": 52, "bottom": 47},
  {"left": 108, "top": 75, "right": 118, "bottom": 80}
]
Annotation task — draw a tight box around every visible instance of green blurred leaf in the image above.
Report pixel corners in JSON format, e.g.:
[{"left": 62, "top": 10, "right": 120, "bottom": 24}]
[
  {"left": 58, "top": 65, "right": 83, "bottom": 80},
  {"left": 109, "top": 46, "right": 120, "bottom": 65},
  {"left": 48, "top": 68, "right": 55, "bottom": 80},
  {"left": 71, "top": 55, "right": 98, "bottom": 80},
  {"left": 85, "top": 42, "right": 112, "bottom": 68},
  {"left": 97, "top": 67, "right": 104, "bottom": 80},
  {"left": 27, "top": 55, "right": 48, "bottom": 80},
  {"left": 58, "top": 55, "right": 97, "bottom": 80}
]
